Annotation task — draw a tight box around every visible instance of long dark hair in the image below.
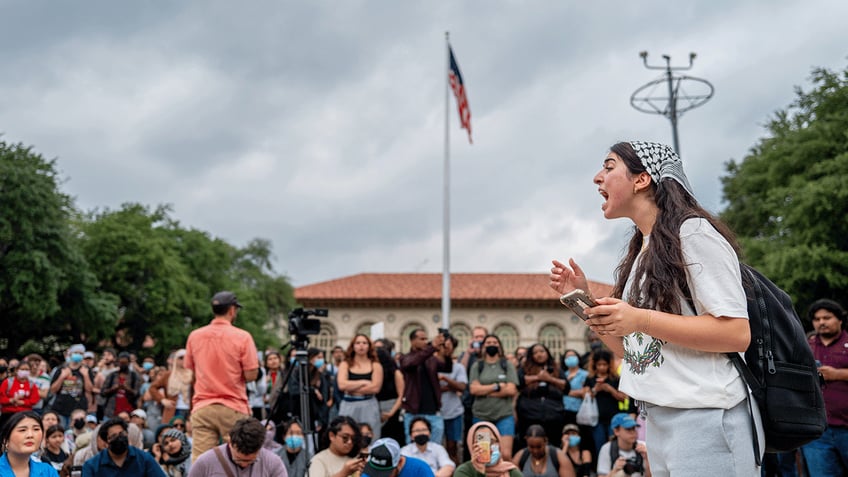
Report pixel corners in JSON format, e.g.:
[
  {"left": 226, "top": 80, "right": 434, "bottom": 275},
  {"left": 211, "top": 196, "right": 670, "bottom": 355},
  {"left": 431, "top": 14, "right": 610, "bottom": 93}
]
[
  {"left": 609, "top": 142, "right": 741, "bottom": 314},
  {"left": 1, "top": 411, "right": 43, "bottom": 454},
  {"left": 522, "top": 343, "right": 557, "bottom": 377}
]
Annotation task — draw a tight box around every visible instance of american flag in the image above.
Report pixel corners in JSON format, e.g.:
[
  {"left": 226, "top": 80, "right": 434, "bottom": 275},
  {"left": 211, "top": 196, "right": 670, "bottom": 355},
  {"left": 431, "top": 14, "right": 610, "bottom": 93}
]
[{"left": 448, "top": 46, "right": 472, "bottom": 144}]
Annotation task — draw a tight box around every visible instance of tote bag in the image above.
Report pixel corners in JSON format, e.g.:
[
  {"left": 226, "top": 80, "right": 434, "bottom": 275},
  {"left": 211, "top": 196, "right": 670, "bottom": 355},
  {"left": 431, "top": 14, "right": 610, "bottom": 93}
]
[{"left": 576, "top": 394, "right": 599, "bottom": 427}]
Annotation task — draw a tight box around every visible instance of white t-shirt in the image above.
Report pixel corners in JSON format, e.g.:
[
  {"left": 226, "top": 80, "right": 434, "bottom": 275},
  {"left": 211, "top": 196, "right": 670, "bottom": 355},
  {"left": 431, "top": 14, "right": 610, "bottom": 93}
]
[
  {"left": 400, "top": 442, "right": 455, "bottom": 475},
  {"left": 596, "top": 440, "right": 646, "bottom": 477},
  {"left": 438, "top": 361, "right": 467, "bottom": 420},
  {"left": 619, "top": 218, "right": 749, "bottom": 409}
]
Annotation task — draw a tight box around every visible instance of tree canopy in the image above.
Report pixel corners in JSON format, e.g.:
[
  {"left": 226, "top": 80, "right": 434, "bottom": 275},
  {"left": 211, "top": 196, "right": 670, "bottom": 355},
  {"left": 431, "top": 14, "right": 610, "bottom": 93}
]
[
  {"left": 720, "top": 65, "right": 848, "bottom": 316},
  {"left": 1, "top": 141, "right": 295, "bottom": 358}
]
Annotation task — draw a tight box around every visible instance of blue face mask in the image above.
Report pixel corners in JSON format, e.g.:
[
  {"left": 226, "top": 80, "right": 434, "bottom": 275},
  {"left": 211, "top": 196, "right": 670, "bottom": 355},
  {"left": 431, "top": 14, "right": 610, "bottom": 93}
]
[
  {"left": 486, "top": 444, "right": 500, "bottom": 466},
  {"left": 565, "top": 356, "right": 579, "bottom": 368},
  {"left": 143, "top": 362, "right": 154, "bottom": 371},
  {"left": 313, "top": 359, "right": 325, "bottom": 369},
  {"left": 568, "top": 435, "right": 581, "bottom": 447},
  {"left": 290, "top": 357, "right": 296, "bottom": 364},
  {"left": 70, "top": 353, "right": 84, "bottom": 363},
  {"left": 285, "top": 435, "right": 304, "bottom": 449}
]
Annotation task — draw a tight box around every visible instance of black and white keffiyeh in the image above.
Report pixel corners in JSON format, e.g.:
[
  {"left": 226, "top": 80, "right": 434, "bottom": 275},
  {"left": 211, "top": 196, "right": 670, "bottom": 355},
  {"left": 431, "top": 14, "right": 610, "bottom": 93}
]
[{"left": 629, "top": 141, "right": 695, "bottom": 197}]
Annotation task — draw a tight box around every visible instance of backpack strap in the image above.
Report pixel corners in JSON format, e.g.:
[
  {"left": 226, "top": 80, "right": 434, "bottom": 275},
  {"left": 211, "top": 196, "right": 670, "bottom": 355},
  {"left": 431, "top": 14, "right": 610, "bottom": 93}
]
[
  {"left": 518, "top": 449, "right": 530, "bottom": 470},
  {"left": 213, "top": 446, "right": 237, "bottom": 477},
  {"left": 549, "top": 445, "right": 560, "bottom": 472}
]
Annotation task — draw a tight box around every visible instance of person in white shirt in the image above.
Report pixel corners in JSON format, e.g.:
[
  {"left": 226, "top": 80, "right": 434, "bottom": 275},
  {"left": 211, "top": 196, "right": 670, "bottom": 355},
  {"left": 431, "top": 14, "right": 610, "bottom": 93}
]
[
  {"left": 400, "top": 417, "right": 454, "bottom": 477},
  {"left": 596, "top": 413, "right": 650, "bottom": 477}
]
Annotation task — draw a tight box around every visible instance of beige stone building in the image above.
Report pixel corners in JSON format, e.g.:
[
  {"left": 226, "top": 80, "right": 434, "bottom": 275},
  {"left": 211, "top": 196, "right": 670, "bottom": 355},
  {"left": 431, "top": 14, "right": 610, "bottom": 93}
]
[{"left": 293, "top": 273, "right": 613, "bottom": 360}]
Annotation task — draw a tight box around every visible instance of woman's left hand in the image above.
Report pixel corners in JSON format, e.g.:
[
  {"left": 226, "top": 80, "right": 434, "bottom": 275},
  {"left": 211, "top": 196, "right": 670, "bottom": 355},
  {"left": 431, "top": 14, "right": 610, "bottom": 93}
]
[{"left": 585, "top": 297, "right": 646, "bottom": 337}]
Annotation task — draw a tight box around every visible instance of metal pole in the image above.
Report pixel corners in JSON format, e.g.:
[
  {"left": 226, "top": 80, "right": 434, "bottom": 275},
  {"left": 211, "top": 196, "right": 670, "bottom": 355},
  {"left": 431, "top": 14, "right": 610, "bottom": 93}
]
[
  {"left": 663, "top": 55, "right": 681, "bottom": 156},
  {"left": 442, "top": 32, "right": 451, "bottom": 329}
]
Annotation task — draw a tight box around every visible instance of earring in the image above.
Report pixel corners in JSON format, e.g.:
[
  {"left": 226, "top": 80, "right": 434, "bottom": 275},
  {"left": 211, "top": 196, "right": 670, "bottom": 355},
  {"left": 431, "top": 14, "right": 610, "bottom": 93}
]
[{"left": 633, "top": 186, "right": 638, "bottom": 195}]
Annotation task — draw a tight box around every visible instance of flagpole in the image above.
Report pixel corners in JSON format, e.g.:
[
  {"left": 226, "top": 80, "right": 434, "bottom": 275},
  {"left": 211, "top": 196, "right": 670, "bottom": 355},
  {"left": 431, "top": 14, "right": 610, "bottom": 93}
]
[{"left": 442, "top": 31, "right": 451, "bottom": 330}]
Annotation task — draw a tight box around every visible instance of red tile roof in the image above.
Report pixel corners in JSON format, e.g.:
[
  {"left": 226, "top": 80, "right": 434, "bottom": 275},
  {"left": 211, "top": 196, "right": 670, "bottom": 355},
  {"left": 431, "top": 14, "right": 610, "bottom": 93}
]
[{"left": 295, "top": 273, "right": 613, "bottom": 308}]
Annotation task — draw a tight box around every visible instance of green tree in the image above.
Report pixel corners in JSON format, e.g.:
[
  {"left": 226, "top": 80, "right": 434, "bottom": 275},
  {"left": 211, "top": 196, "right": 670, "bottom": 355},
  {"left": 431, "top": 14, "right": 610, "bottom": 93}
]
[
  {"left": 0, "top": 141, "right": 117, "bottom": 354},
  {"left": 721, "top": 66, "right": 848, "bottom": 314}
]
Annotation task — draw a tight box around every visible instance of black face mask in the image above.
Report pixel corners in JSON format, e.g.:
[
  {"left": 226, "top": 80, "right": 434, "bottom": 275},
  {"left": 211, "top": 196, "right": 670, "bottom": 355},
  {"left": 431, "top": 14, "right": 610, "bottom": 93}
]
[
  {"left": 0, "top": 366, "right": 7, "bottom": 373},
  {"left": 413, "top": 434, "right": 429, "bottom": 446},
  {"left": 485, "top": 346, "right": 500, "bottom": 357},
  {"left": 119, "top": 364, "right": 130, "bottom": 373},
  {"left": 361, "top": 436, "right": 372, "bottom": 447},
  {"left": 73, "top": 418, "right": 86, "bottom": 430},
  {"left": 109, "top": 435, "right": 129, "bottom": 455}
]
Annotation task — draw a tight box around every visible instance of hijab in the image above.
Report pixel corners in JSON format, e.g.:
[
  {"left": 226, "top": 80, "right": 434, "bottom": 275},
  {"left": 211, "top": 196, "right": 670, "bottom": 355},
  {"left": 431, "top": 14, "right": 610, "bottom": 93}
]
[
  {"left": 262, "top": 420, "right": 282, "bottom": 451},
  {"left": 166, "top": 349, "right": 193, "bottom": 398},
  {"left": 466, "top": 422, "right": 518, "bottom": 477}
]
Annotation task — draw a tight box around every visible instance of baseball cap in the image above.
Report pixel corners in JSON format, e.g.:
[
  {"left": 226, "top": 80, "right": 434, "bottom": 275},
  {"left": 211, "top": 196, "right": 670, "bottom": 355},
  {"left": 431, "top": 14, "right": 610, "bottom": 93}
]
[
  {"left": 85, "top": 414, "right": 98, "bottom": 424},
  {"left": 83, "top": 351, "right": 95, "bottom": 359},
  {"left": 131, "top": 409, "right": 147, "bottom": 420},
  {"left": 364, "top": 438, "right": 401, "bottom": 477},
  {"left": 68, "top": 344, "right": 86, "bottom": 354},
  {"left": 211, "top": 291, "right": 242, "bottom": 308},
  {"left": 611, "top": 412, "right": 639, "bottom": 430},
  {"left": 562, "top": 423, "right": 580, "bottom": 434}
]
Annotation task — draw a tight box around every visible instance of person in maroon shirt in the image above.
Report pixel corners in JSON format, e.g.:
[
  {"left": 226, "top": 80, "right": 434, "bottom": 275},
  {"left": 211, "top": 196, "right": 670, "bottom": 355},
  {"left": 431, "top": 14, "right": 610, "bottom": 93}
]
[
  {"left": 102, "top": 352, "right": 142, "bottom": 418},
  {"left": 802, "top": 298, "right": 848, "bottom": 476}
]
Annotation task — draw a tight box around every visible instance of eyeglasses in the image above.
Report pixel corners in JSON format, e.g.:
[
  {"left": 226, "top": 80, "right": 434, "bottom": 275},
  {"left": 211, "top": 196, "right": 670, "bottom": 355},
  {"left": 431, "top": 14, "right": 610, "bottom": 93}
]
[
  {"left": 107, "top": 431, "right": 128, "bottom": 442},
  {"left": 173, "top": 423, "right": 185, "bottom": 428},
  {"left": 337, "top": 433, "right": 354, "bottom": 443}
]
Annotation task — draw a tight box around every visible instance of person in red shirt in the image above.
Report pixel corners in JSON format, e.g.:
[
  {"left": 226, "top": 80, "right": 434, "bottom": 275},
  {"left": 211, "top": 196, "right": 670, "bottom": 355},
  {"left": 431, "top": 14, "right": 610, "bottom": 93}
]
[
  {"left": 0, "top": 360, "right": 41, "bottom": 430},
  {"left": 101, "top": 352, "right": 142, "bottom": 418}
]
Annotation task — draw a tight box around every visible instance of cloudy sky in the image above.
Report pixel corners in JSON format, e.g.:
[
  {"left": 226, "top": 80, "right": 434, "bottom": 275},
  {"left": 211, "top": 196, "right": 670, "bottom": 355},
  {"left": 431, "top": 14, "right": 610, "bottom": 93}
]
[{"left": 2, "top": 1, "right": 846, "bottom": 287}]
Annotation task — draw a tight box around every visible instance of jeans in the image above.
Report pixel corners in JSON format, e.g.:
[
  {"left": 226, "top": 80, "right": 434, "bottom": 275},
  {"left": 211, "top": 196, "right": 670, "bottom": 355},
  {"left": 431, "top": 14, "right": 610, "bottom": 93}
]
[
  {"left": 404, "top": 413, "right": 444, "bottom": 445},
  {"left": 802, "top": 426, "right": 848, "bottom": 477}
]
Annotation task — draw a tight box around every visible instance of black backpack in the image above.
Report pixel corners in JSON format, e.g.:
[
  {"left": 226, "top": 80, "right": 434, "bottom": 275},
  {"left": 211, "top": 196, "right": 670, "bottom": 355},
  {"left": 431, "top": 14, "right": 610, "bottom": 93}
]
[{"left": 730, "top": 264, "right": 826, "bottom": 457}]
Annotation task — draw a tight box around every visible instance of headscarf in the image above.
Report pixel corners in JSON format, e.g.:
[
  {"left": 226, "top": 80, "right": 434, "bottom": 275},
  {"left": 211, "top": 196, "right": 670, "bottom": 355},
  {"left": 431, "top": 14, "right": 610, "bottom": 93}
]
[
  {"left": 160, "top": 428, "right": 192, "bottom": 466},
  {"left": 262, "top": 419, "right": 282, "bottom": 451},
  {"left": 166, "top": 349, "right": 193, "bottom": 399},
  {"left": 628, "top": 141, "right": 695, "bottom": 197},
  {"left": 466, "top": 422, "right": 518, "bottom": 477}
]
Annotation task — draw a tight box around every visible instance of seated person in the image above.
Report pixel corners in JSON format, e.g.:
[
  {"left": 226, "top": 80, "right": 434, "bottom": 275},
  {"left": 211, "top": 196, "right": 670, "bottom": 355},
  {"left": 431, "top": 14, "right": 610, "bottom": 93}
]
[
  {"left": 400, "top": 417, "right": 455, "bottom": 477},
  {"left": 596, "top": 414, "right": 651, "bottom": 477},
  {"left": 454, "top": 422, "right": 521, "bottom": 477}
]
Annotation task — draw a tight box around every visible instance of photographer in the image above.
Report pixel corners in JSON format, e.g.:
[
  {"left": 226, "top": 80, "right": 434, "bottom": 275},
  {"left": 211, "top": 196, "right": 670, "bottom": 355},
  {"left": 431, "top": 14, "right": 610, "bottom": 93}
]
[
  {"left": 399, "top": 328, "right": 450, "bottom": 445},
  {"left": 596, "top": 413, "right": 650, "bottom": 477}
]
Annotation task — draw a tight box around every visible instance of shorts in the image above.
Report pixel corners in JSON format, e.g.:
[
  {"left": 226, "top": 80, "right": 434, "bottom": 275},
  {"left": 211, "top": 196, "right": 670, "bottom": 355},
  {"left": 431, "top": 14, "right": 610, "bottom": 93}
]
[
  {"left": 444, "top": 415, "right": 463, "bottom": 442},
  {"left": 472, "top": 415, "right": 515, "bottom": 436}
]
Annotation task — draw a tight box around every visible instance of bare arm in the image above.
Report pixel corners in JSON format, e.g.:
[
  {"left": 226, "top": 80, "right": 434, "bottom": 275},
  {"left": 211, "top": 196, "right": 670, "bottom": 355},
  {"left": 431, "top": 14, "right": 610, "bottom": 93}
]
[
  {"left": 587, "top": 298, "right": 750, "bottom": 353},
  {"left": 243, "top": 368, "right": 259, "bottom": 383}
]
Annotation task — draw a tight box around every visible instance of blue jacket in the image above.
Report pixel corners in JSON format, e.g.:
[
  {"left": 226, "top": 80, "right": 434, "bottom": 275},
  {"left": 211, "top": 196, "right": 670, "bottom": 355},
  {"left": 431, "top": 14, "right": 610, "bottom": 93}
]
[
  {"left": 82, "top": 446, "right": 165, "bottom": 477},
  {"left": 0, "top": 454, "right": 59, "bottom": 477}
]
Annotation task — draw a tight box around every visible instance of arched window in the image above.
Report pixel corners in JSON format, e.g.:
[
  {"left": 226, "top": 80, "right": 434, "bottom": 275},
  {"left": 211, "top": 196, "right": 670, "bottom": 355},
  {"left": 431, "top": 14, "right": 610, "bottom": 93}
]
[
  {"left": 357, "top": 322, "right": 375, "bottom": 338},
  {"left": 493, "top": 323, "right": 519, "bottom": 356},
  {"left": 449, "top": 323, "right": 471, "bottom": 353},
  {"left": 539, "top": 323, "right": 567, "bottom": 360},
  {"left": 400, "top": 322, "right": 426, "bottom": 354},
  {"left": 314, "top": 322, "right": 338, "bottom": 357}
]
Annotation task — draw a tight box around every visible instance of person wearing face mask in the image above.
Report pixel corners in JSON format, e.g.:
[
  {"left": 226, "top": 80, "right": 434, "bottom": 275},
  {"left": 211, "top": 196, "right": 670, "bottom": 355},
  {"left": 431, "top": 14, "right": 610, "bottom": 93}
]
[
  {"left": 455, "top": 422, "right": 521, "bottom": 477},
  {"left": 0, "top": 361, "right": 42, "bottom": 430},
  {"left": 468, "top": 335, "right": 519, "bottom": 462},
  {"left": 400, "top": 417, "right": 455, "bottom": 477},
  {"left": 82, "top": 418, "right": 165, "bottom": 476},
  {"left": 101, "top": 352, "right": 142, "bottom": 419},
  {"left": 560, "top": 349, "right": 589, "bottom": 427},
  {"left": 49, "top": 344, "right": 94, "bottom": 428},
  {"left": 560, "top": 424, "right": 592, "bottom": 477},
  {"left": 274, "top": 419, "right": 307, "bottom": 477}
]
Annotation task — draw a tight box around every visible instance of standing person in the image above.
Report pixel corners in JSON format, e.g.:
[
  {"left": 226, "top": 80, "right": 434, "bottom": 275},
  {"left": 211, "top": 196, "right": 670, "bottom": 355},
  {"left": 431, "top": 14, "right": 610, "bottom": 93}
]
[
  {"left": 92, "top": 348, "right": 118, "bottom": 420},
  {"left": 374, "top": 339, "right": 405, "bottom": 445},
  {"left": 0, "top": 411, "right": 58, "bottom": 477},
  {"left": 48, "top": 344, "right": 94, "bottom": 428},
  {"left": 82, "top": 418, "right": 165, "bottom": 476},
  {"left": 149, "top": 349, "right": 193, "bottom": 425},
  {"left": 515, "top": 343, "right": 569, "bottom": 451},
  {"left": 0, "top": 361, "right": 41, "bottom": 430},
  {"left": 561, "top": 349, "right": 589, "bottom": 426},
  {"left": 468, "top": 334, "right": 519, "bottom": 462},
  {"left": 584, "top": 350, "right": 627, "bottom": 459},
  {"left": 802, "top": 298, "right": 848, "bottom": 476},
  {"left": 184, "top": 291, "right": 260, "bottom": 462},
  {"left": 399, "top": 328, "right": 448, "bottom": 444},
  {"left": 263, "top": 351, "right": 283, "bottom": 417},
  {"left": 596, "top": 413, "right": 650, "bottom": 477},
  {"left": 337, "top": 334, "right": 384, "bottom": 441},
  {"left": 549, "top": 141, "right": 760, "bottom": 475},
  {"left": 101, "top": 352, "right": 142, "bottom": 419},
  {"left": 438, "top": 335, "right": 466, "bottom": 465},
  {"left": 188, "top": 417, "right": 286, "bottom": 477}
]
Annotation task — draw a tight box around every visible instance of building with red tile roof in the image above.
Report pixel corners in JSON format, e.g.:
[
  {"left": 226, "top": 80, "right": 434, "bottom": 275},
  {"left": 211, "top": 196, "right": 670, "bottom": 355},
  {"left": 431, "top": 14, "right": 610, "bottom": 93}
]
[{"left": 293, "top": 273, "right": 613, "bottom": 359}]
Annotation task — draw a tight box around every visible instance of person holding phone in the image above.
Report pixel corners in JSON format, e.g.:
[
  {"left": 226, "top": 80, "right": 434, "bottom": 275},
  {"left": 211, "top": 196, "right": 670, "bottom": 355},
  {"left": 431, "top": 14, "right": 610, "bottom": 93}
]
[
  {"left": 454, "top": 422, "right": 520, "bottom": 477},
  {"left": 308, "top": 416, "right": 364, "bottom": 477},
  {"left": 549, "top": 141, "right": 760, "bottom": 475}
]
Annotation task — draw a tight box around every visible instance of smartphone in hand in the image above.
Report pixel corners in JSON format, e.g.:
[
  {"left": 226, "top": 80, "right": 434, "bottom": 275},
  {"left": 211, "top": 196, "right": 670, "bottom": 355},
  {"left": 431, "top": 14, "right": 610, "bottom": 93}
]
[{"left": 560, "top": 289, "right": 597, "bottom": 321}]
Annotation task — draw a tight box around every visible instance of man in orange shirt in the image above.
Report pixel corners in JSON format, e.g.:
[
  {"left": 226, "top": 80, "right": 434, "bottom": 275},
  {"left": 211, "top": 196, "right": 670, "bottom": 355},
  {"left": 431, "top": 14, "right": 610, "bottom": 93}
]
[{"left": 185, "top": 291, "right": 260, "bottom": 462}]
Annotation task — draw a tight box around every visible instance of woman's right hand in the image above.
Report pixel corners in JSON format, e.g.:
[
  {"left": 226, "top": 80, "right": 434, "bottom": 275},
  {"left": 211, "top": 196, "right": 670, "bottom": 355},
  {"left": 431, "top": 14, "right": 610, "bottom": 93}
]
[
  {"left": 549, "top": 259, "right": 590, "bottom": 295},
  {"left": 342, "top": 456, "right": 366, "bottom": 476}
]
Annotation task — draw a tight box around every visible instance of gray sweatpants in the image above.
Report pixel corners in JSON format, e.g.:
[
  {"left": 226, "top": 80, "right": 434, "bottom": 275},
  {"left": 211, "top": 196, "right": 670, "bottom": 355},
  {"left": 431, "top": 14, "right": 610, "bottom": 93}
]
[{"left": 643, "top": 398, "right": 763, "bottom": 476}]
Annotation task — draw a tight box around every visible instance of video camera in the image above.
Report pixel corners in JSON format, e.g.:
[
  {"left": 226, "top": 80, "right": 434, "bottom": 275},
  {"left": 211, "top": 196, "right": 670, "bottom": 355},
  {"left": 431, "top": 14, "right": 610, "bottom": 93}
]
[{"left": 288, "top": 308, "right": 328, "bottom": 338}]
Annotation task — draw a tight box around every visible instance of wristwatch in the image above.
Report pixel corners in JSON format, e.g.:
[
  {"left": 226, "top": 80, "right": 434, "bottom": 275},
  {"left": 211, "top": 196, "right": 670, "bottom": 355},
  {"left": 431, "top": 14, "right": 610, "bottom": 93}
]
[{"left": 493, "top": 383, "right": 501, "bottom": 392}]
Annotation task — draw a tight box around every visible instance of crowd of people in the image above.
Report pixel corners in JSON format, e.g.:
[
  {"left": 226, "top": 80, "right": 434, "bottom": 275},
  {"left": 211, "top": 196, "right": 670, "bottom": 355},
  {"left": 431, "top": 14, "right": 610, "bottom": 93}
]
[{"left": 2, "top": 142, "right": 847, "bottom": 477}]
